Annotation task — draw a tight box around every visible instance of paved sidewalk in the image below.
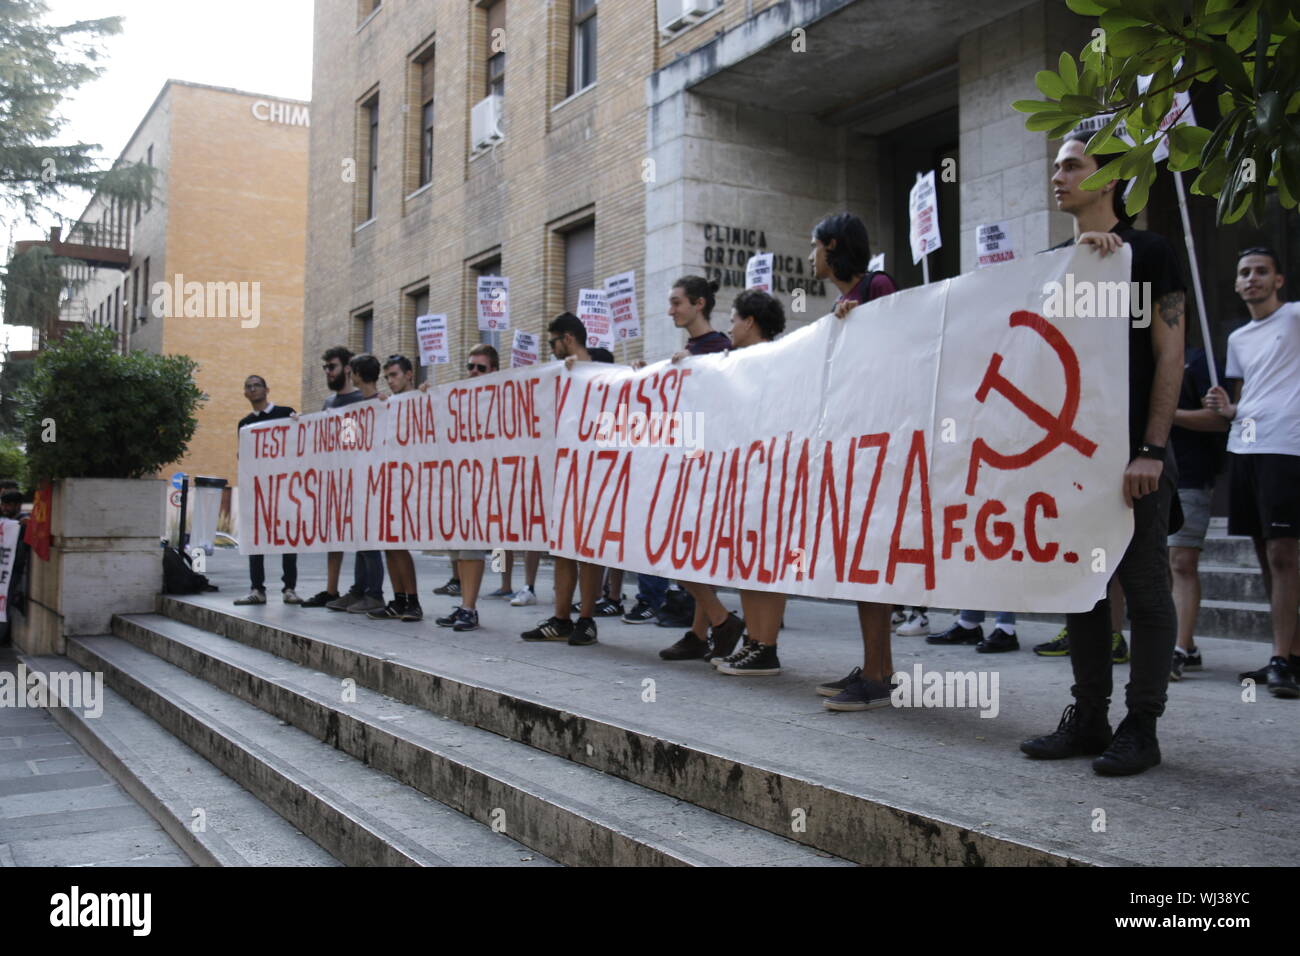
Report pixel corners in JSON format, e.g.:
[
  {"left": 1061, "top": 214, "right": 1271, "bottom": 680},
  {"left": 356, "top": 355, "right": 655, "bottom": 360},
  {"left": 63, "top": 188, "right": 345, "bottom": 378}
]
[
  {"left": 200, "top": 547, "right": 1296, "bottom": 866},
  {"left": 0, "top": 647, "right": 190, "bottom": 867}
]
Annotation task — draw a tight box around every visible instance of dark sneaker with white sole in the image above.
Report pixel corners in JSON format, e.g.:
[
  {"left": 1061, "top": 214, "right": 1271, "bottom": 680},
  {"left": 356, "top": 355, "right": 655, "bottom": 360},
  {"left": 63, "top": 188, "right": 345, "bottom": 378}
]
[
  {"left": 659, "top": 631, "right": 708, "bottom": 660},
  {"left": 593, "top": 596, "right": 624, "bottom": 617},
  {"left": 435, "top": 606, "right": 478, "bottom": 631},
  {"left": 299, "top": 590, "right": 339, "bottom": 608},
  {"left": 976, "top": 626, "right": 1018, "bottom": 653},
  {"left": 568, "top": 617, "right": 598, "bottom": 646},
  {"left": 716, "top": 642, "right": 780, "bottom": 676},
  {"left": 1266, "top": 657, "right": 1300, "bottom": 699},
  {"left": 712, "top": 638, "right": 758, "bottom": 669},
  {"left": 815, "top": 666, "right": 862, "bottom": 698},
  {"left": 368, "top": 597, "right": 406, "bottom": 620},
  {"left": 522, "top": 617, "right": 574, "bottom": 642},
  {"left": 1034, "top": 628, "right": 1070, "bottom": 656},
  {"left": 622, "top": 601, "right": 657, "bottom": 624},
  {"left": 822, "top": 676, "right": 893, "bottom": 711},
  {"left": 433, "top": 578, "right": 461, "bottom": 596},
  {"left": 399, "top": 601, "right": 424, "bottom": 622}
]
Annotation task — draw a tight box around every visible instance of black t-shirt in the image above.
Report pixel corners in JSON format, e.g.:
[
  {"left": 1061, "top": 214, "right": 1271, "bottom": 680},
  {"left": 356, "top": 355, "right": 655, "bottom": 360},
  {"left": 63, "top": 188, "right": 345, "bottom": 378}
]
[
  {"left": 1170, "top": 347, "right": 1226, "bottom": 489},
  {"left": 1053, "top": 223, "right": 1185, "bottom": 453},
  {"left": 322, "top": 389, "right": 367, "bottom": 411},
  {"left": 588, "top": 347, "right": 615, "bottom": 363},
  {"left": 237, "top": 403, "right": 295, "bottom": 436},
  {"left": 686, "top": 330, "right": 731, "bottom": 355}
]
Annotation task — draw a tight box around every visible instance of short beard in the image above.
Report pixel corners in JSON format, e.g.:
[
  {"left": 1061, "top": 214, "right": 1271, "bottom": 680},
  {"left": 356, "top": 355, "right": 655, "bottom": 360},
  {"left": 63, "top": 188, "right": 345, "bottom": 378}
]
[{"left": 327, "top": 374, "right": 344, "bottom": 391}]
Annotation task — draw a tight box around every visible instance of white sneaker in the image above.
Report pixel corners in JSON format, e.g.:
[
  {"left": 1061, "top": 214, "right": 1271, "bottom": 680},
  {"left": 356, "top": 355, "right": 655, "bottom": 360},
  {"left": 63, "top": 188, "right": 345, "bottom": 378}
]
[
  {"left": 890, "top": 610, "right": 907, "bottom": 628},
  {"left": 510, "top": 587, "right": 537, "bottom": 607},
  {"left": 282, "top": 588, "right": 302, "bottom": 605},
  {"left": 896, "top": 613, "right": 930, "bottom": 637},
  {"left": 234, "top": 590, "right": 267, "bottom": 606}
]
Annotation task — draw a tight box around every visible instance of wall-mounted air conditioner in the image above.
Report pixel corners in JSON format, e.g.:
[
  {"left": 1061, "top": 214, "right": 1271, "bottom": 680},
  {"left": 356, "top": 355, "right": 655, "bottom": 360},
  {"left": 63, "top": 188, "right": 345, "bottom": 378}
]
[
  {"left": 658, "top": 0, "right": 716, "bottom": 33},
  {"left": 471, "top": 95, "right": 504, "bottom": 150}
]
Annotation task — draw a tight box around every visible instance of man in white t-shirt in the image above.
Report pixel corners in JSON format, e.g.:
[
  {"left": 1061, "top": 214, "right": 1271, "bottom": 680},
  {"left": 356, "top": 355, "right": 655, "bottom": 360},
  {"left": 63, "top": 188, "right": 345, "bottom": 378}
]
[{"left": 1205, "top": 247, "right": 1300, "bottom": 699}]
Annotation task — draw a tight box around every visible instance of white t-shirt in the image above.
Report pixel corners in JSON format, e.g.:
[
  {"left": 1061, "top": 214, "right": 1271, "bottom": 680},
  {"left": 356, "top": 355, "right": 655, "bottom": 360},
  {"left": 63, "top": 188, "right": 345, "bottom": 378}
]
[{"left": 1225, "top": 300, "right": 1300, "bottom": 455}]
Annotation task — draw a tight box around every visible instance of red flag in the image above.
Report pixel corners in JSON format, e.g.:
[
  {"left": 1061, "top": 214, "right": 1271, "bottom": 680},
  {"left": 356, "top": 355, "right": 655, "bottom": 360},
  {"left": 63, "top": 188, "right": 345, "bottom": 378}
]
[{"left": 25, "top": 482, "right": 51, "bottom": 561}]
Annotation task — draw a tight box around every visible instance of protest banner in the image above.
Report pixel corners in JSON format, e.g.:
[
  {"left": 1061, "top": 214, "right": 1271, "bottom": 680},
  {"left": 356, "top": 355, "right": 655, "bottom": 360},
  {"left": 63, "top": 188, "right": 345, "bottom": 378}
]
[
  {"left": 603, "top": 272, "right": 642, "bottom": 342},
  {"left": 416, "top": 313, "right": 449, "bottom": 366},
  {"left": 238, "top": 364, "right": 559, "bottom": 554},
  {"left": 745, "top": 253, "right": 774, "bottom": 292},
  {"left": 511, "top": 330, "right": 540, "bottom": 367},
  {"left": 241, "top": 247, "right": 1132, "bottom": 612},
  {"left": 577, "top": 288, "right": 613, "bottom": 350},
  {"left": 976, "top": 222, "right": 1016, "bottom": 267},
  {"left": 477, "top": 276, "right": 510, "bottom": 332}
]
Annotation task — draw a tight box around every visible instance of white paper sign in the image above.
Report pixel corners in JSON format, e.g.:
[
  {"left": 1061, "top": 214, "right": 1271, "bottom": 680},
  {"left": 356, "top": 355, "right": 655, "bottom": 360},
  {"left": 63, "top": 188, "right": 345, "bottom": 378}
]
[
  {"left": 745, "top": 253, "right": 774, "bottom": 292},
  {"left": 0, "top": 518, "right": 19, "bottom": 622},
  {"left": 909, "top": 170, "right": 942, "bottom": 264},
  {"left": 976, "top": 222, "right": 1016, "bottom": 268},
  {"left": 477, "top": 276, "right": 510, "bottom": 332},
  {"left": 416, "top": 313, "right": 449, "bottom": 366},
  {"left": 603, "top": 271, "right": 642, "bottom": 342},
  {"left": 511, "top": 330, "right": 539, "bottom": 367},
  {"left": 577, "top": 288, "right": 613, "bottom": 351},
  {"left": 868, "top": 253, "right": 886, "bottom": 273}
]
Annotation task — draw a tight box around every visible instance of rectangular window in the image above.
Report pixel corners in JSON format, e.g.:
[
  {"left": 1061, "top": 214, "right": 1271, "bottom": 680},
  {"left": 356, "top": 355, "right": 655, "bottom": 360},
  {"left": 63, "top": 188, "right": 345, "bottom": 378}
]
[
  {"left": 142, "top": 258, "right": 151, "bottom": 321},
  {"left": 564, "top": 222, "right": 595, "bottom": 314},
  {"left": 474, "top": 257, "right": 502, "bottom": 350},
  {"left": 146, "top": 145, "right": 153, "bottom": 211},
  {"left": 113, "top": 285, "right": 121, "bottom": 332},
  {"left": 570, "top": 0, "right": 597, "bottom": 95},
  {"left": 358, "top": 0, "right": 380, "bottom": 24},
  {"left": 366, "top": 95, "right": 380, "bottom": 221},
  {"left": 419, "top": 52, "right": 435, "bottom": 188},
  {"left": 486, "top": 1, "right": 506, "bottom": 99},
  {"left": 407, "top": 287, "right": 430, "bottom": 385},
  {"left": 131, "top": 266, "right": 140, "bottom": 328}
]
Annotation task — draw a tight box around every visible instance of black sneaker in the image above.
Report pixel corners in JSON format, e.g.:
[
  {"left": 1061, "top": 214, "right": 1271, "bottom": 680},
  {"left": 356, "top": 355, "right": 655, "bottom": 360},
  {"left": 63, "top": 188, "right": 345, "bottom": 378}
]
[
  {"left": 976, "top": 626, "right": 1019, "bottom": 653},
  {"left": 1033, "top": 627, "right": 1070, "bottom": 656},
  {"left": 1111, "top": 632, "right": 1130, "bottom": 664},
  {"left": 435, "top": 606, "right": 478, "bottom": 630},
  {"left": 815, "top": 666, "right": 862, "bottom": 698},
  {"left": 705, "top": 612, "right": 745, "bottom": 661},
  {"left": 569, "top": 617, "right": 598, "bottom": 646},
  {"left": 593, "top": 595, "right": 624, "bottom": 617},
  {"left": 1239, "top": 663, "right": 1270, "bottom": 683},
  {"left": 1020, "top": 703, "right": 1112, "bottom": 759},
  {"left": 822, "top": 675, "right": 893, "bottom": 710},
  {"left": 926, "top": 621, "right": 983, "bottom": 645},
  {"left": 1170, "top": 647, "right": 1188, "bottom": 682},
  {"left": 300, "top": 590, "right": 340, "bottom": 608},
  {"left": 1092, "top": 712, "right": 1161, "bottom": 776},
  {"left": 400, "top": 601, "right": 424, "bottom": 622},
  {"left": 716, "top": 642, "right": 781, "bottom": 676},
  {"left": 1183, "top": 646, "right": 1202, "bottom": 670},
  {"left": 659, "top": 631, "right": 708, "bottom": 660},
  {"left": 433, "top": 577, "right": 461, "bottom": 596},
  {"left": 1266, "top": 657, "right": 1300, "bottom": 699},
  {"left": 368, "top": 597, "right": 407, "bottom": 620},
  {"left": 712, "top": 638, "right": 758, "bottom": 670},
  {"left": 622, "top": 601, "right": 657, "bottom": 624},
  {"left": 522, "top": 617, "right": 574, "bottom": 642}
]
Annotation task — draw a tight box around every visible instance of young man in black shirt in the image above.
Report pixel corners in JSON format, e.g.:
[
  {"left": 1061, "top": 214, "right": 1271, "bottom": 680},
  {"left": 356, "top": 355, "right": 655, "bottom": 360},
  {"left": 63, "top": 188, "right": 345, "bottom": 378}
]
[
  {"left": 368, "top": 355, "right": 424, "bottom": 622},
  {"left": 235, "top": 375, "right": 300, "bottom": 605},
  {"left": 1021, "top": 132, "right": 1186, "bottom": 775}
]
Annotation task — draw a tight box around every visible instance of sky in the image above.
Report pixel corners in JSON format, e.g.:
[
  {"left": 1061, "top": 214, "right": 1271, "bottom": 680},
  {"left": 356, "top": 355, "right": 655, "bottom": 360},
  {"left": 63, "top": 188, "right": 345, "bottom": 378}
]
[{"left": 4, "top": 0, "right": 315, "bottom": 352}]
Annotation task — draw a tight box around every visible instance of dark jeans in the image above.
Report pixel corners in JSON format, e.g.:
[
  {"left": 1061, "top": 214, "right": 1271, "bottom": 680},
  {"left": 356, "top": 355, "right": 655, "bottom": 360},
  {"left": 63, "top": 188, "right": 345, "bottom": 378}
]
[
  {"left": 250, "top": 554, "right": 297, "bottom": 592},
  {"left": 635, "top": 573, "right": 669, "bottom": 611},
  {"left": 1068, "top": 470, "right": 1177, "bottom": 718},
  {"left": 353, "top": 551, "right": 384, "bottom": 599}
]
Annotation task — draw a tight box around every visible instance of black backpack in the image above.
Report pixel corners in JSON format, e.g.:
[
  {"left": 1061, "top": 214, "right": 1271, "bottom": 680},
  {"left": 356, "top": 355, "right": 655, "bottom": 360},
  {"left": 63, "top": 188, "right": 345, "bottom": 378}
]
[{"left": 162, "top": 545, "right": 217, "bottom": 594}]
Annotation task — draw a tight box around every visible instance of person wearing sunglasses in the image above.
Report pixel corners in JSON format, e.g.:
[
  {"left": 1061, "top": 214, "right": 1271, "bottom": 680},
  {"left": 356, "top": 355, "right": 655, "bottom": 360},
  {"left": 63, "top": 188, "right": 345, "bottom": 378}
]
[{"left": 235, "top": 374, "right": 300, "bottom": 606}]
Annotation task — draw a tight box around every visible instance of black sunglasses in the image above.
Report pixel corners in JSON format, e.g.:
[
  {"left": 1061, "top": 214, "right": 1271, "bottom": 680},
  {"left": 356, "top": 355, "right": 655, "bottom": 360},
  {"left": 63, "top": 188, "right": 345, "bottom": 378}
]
[{"left": 467, "top": 362, "right": 490, "bottom": 372}]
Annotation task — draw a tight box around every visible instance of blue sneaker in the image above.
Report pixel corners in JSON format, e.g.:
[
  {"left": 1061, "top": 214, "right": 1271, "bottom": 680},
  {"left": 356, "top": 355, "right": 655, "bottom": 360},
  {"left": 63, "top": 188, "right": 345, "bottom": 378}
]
[{"left": 436, "top": 606, "right": 479, "bottom": 631}]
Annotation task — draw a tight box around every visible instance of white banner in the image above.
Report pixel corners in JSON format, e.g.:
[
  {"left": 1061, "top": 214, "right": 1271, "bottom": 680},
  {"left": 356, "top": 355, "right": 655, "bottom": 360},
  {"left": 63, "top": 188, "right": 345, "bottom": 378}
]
[
  {"left": 240, "top": 247, "right": 1133, "bottom": 613},
  {"left": 0, "top": 518, "right": 19, "bottom": 623},
  {"left": 477, "top": 276, "right": 510, "bottom": 332},
  {"left": 416, "top": 314, "right": 448, "bottom": 366},
  {"left": 603, "top": 272, "right": 642, "bottom": 342}
]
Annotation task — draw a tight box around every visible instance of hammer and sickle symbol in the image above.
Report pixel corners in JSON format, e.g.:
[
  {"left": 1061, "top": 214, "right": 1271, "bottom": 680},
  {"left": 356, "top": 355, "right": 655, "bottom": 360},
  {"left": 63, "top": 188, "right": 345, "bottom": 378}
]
[{"left": 964, "top": 310, "right": 1098, "bottom": 496}]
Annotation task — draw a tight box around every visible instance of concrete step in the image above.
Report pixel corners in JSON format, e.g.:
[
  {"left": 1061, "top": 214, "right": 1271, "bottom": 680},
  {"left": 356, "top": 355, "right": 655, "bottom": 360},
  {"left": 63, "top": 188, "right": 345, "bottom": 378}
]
[
  {"left": 1196, "top": 565, "right": 1267, "bottom": 604},
  {"left": 66, "top": 635, "right": 556, "bottom": 867},
  {"left": 111, "top": 613, "right": 849, "bottom": 867},
  {"left": 155, "top": 596, "right": 1131, "bottom": 866},
  {"left": 1201, "top": 534, "right": 1259, "bottom": 568},
  {"left": 20, "top": 654, "right": 340, "bottom": 867}
]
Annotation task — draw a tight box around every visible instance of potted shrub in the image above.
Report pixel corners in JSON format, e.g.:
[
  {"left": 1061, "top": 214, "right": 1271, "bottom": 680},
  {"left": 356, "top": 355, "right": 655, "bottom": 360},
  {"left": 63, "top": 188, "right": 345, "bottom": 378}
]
[{"left": 14, "top": 326, "right": 205, "bottom": 653}]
